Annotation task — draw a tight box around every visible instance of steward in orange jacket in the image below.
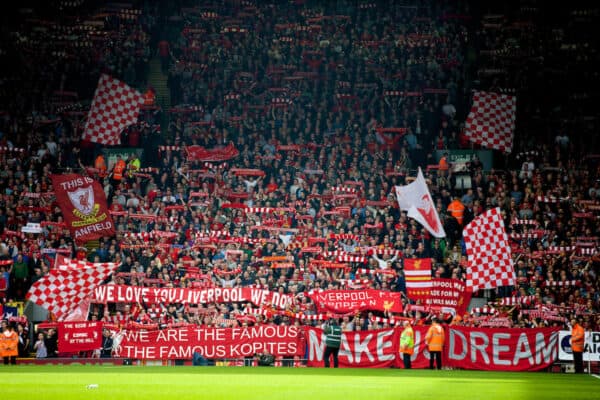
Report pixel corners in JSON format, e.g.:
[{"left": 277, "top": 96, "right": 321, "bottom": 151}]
[
  {"left": 1, "top": 323, "right": 19, "bottom": 365},
  {"left": 571, "top": 319, "right": 585, "bottom": 373},
  {"left": 447, "top": 197, "right": 465, "bottom": 226},
  {"left": 425, "top": 317, "right": 445, "bottom": 369}
]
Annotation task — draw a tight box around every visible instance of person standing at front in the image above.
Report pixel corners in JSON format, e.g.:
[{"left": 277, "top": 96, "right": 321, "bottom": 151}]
[
  {"left": 570, "top": 318, "right": 585, "bottom": 373},
  {"left": 400, "top": 320, "right": 415, "bottom": 369},
  {"left": 1, "top": 322, "right": 19, "bottom": 365},
  {"left": 425, "top": 317, "right": 445, "bottom": 370},
  {"left": 323, "top": 318, "right": 342, "bottom": 368}
]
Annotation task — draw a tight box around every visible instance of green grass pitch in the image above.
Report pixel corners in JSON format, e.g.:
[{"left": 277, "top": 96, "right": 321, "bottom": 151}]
[{"left": 1, "top": 366, "right": 599, "bottom": 400}]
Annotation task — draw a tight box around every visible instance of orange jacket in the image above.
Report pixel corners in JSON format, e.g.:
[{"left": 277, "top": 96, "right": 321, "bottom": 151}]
[
  {"left": 425, "top": 323, "right": 445, "bottom": 352},
  {"left": 438, "top": 156, "right": 449, "bottom": 171},
  {"left": 95, "top": 155, "right": 107, "bottom": 177},
  {"left": 571, "top": 324, "right": 585, "bottom": 352},
  {"left": 0, "top": 330, "right": 19, "bottom": 357},
  {"left": 447, "top": 199, "right": 465, "bottom": 225},
  {"left": 112, "top": 159, "right": 126, "bottom": 181}
]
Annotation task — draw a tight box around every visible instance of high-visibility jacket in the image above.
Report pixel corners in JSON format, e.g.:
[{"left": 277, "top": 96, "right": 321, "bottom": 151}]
[
  {"left": 127, "top": 157, "right": 141, "bottom": 177},
  {"left": 95, "top": 155, "right": 107, "bottom": 177},
  {"left": 400, "top": 325, "right": 415, "bottom": 355},
  {"left": 447, "top": 199, "right": 465, "bottom": 225},
  {"left": 0, "top": 330, "right": 19, "bottom": 357},
  {"left": 112, "top": 159, "right": 126, "bottom": 181},
  {"left": 438, "top": 156, "right": 449, "bottom": 171},
  {"left": 425, "top": 323, "right": 445, "bottom": 352},
  {"left": 571, "top": 323, "right": 585, "bottom": 352}
]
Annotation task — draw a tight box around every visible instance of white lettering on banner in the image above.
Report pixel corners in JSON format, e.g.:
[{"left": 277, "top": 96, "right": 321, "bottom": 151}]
[
  {"left": 307, "top": 329, "right": 326, "bottom": 361},
  {"left": 411, "top": 330, "right": 430, "bottom": 361},
  {"left": 448, "top": 327, "right": 558, "bottom": 368},
  {"left": 351, "top": 333, "right": 374, "bottom": 363},
  {"left": 75, "top": 221, "right": 113, "bottom": 239},
  {"left": 513, "top": 333, "right": 534, "bottom": 365},
  {"left": 319, "top": 291, "right": 373, "bottom": 302},
  {"left": 377, "top": 330, "right": 395, "bottom": 361},
  {"left": 117, "top": 326, "right": 302, "bottom": 360},
  {"left": 307, "top": 328, "right": 398, "bottom": 367},
  {"left": 492, "top": 333, "right": 511, "bottom": 366},
  {"left": 92, "top": 285, "right": 293, "bottom": 308},
  {"left": 470, "top": 332, "right": 490, "bottom": 364},
  {"left": 449, "top": 329, "right": 467, "bottom": 361},
  {"left": 535, "top": 332, "right": 558, "bottom": 365}
]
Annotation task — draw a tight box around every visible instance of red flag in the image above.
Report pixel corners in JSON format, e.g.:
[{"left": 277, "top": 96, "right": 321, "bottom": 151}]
[
  {"left": 27, "top": 259, "right": 117, "bottom": 320},
  {"left": 308, "top": 289, "right": 402, "bottom": 313},
  {"left": 463, "top": 207, "right": 516, "bottom": 291},
  {"left": 464, "top": 91, "right": 516, "bottom": 153},
  {"left": 425, "top": 278, "right": 471, "bottom": 317},
  {"left": 58, "top": 321, "right": 102, "bottom": 353},
  {"left": 185, "top": 143, "right": 239, "bottom": 161},
  {"left": 82, "top": 74, "right": 144, "bottom": 145},
  {"left": 403, "top": 258, "right": 432, "bottom": 301},
  {"left": 51, "top": 174, "right": 115, "bottom": 244}
]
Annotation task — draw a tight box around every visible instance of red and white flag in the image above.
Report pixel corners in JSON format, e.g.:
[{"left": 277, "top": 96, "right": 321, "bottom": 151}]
[
  {"left": 26, "top": 259, "right": 117, "bottom": 320},
  {"left": 82, "top": 74, "right": 144, "bottom": 145},
  {"left": 394, "top": 167, "right": 445, "bottom": 238},
  {"left": 464, "top": 91, "right": 516, "bottom": 153},
  {"left": 463, "top": 207, "right": 516, "bottom": 291},
  {"left": 403, "top": 258, "right": 432, "bottom": 301}
]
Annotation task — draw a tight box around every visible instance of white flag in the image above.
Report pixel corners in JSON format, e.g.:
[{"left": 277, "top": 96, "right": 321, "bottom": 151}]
[{"left": 394, "top": 167, "right": 446, "bottom": 238}]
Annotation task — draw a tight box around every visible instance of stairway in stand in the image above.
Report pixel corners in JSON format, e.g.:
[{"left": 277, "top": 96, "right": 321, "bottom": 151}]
[{"left": 146, "top": 56, "right": 171, "bottom": 131}]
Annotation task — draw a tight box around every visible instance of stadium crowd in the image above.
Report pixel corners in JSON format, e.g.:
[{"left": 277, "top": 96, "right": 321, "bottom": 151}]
[{"left": 0, "top": 0, "right": 598, "bottom": 358}]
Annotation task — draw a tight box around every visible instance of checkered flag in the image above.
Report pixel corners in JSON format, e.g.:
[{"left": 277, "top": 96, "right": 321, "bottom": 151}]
[
  {"left": 463, "top": 207, "right": 515, "bottom": 291},
  {"left": 27, "top": 259, "right": 117, "bottom": 320},
  {"left": 464, "top": 91, "right": 516, "bottom": 153},
  {"left": 82, "top": 74, "right": 144, "bottom": 145}
]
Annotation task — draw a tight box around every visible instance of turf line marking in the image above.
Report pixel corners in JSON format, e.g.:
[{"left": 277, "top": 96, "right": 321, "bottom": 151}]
[{"left": 591, "top": 374, "right": 600, "bottom": 380}]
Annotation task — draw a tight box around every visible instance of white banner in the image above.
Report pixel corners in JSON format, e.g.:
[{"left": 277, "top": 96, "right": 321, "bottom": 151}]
[{"left": 558, "top": 330, "right": 600, "bottom": 361}]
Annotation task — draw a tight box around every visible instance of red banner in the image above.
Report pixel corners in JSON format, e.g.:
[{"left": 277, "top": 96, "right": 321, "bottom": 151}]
[
  {"left": 185, "top": 143, "right": 239, "bottom": 161},
  {"left": 58, "top": 321, "right": 102, "bottom": 353},
  {"left": 116, "top": 326, "right": 304, "bottom": 359},
  {"left": 304, "top": 327, "right": 400, "bottom": 368},
  {"left": 92, "top": 285, "right": 294, "bottom": 309},
  {"left": 425, "top": 279, "right": 471, "bottom": 317},
  {"left": 50, "top": 174, "right": 115, "bottom": 243},
  {"left": 308, "top": 290, "right": 403, "bottom": 314},
  {"left": 445, "top": 326, "right": 560, "bottom": 371}
]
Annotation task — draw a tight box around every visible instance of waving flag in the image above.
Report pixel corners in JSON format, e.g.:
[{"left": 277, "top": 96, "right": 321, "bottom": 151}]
[
  {"left": 51, "top": 174, "right": 115, "bottom": 244},
  {"left": 463, "top": 207, "right": 516, "bottom": 291},
  {"left": 404, "top": 258, "right": 432, "bottom": 301},
  {"left": 464, "top": 91, "right": 516, "bottom": 153},
  {"left": 82, "top": 74, "right": 144, "bottom": 145},
  {"left": 27, "top": 259, "right": 117, "bottom": 320},
  {"left": 395, "top": 168, "right": 446, "bottom": 238}
]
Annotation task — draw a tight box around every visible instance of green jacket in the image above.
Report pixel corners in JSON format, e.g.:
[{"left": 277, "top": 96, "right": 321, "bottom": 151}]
[{"left": 325, "top": 323, "right": 342, "bottom": 348}]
